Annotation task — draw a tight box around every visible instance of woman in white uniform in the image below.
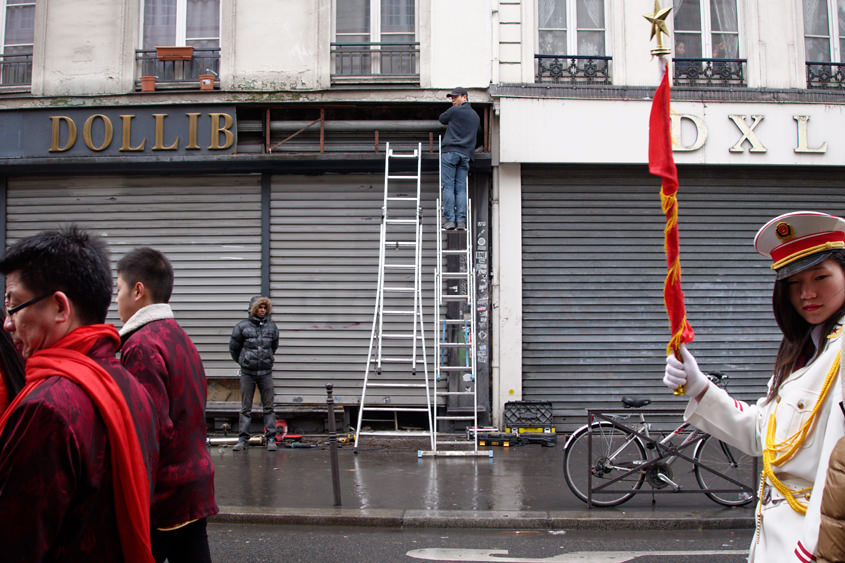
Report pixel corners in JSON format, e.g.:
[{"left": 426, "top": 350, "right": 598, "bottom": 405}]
[{"left": 664, "top": 211, "right": 845, "bottom": 563}]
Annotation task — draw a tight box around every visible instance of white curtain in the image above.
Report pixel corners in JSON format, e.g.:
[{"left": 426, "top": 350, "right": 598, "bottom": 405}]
[
  {"left": 710, "top": 0, "right": 738, "bottom": 58},
  {"left": 576, "top": 0, "right": 604, "bottom": 56},
  {"left": 187, "top": 0, "right": 220, "bottom": 48},
  {"left": 143, "top": 0, "right": 176, "bottom": 49},
  {"left": 538, "top": 0, "right": 566, "bottom": 55},
  {"left": 804, "top": 0, "right": 832, "bottom": 61}
]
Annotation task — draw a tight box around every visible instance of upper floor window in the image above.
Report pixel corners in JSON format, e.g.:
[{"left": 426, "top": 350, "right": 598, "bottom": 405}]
[
  {"left": 332, "top": 0, "right": 419, "bottom": 82},
  {"left": 673, "top": 0, "right": 745, "bottom": 87},
  {"left": 1, "top": 0, "right": 34, "bottom": 87},
  {"left": 804, "top": 0, "right": 845, "bottom": 87},
  {"left": 535, "top": 0, "right": 610, "bottom": 85},
  {"left": 139, "top": 0, "right": 220, "bottom": 87}
]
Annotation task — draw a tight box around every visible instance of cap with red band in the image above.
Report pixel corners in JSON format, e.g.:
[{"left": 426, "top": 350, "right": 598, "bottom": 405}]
[{"left": 755, "top": 211, "right": 845, "bottom": 280}]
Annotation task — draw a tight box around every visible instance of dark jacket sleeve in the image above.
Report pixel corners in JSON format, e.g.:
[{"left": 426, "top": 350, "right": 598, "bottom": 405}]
[
  {"left": 438, "top": 106, "right": 455, "bottom": 124},
  {"left": 271, "top": 321, "right": 279, "bottom": 354},
  {"left": 229, "top": 322, "right": 244, "bottom": 364},
  {"left": 818, "top": 435, "right": 845, "bottom": 563}
]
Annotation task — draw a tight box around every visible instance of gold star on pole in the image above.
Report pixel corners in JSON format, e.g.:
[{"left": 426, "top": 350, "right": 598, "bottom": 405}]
[{"left": 644, "top": 0, "right": 672, "bottom": 56}]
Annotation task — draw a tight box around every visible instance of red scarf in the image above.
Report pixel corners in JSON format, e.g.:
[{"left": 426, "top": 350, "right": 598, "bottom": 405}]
[{"left": 0, "top": 324, "right": 153, "bottom": 563}]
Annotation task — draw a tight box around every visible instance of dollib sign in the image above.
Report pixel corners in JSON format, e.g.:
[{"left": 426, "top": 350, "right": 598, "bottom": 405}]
[{"left": 0, "top": 106, "right": 237, "bottom": 159}]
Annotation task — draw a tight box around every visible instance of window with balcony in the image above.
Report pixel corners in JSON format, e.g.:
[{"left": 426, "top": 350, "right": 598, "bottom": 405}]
[
  {"left": 804, "top": 0, "right": 845, "bottom": 88},
  {"left": 332, "top": 0, "right": 418, "bottom": 83},
  {"left": 535, "top": 0, "right": 610, "bottom": 84},
  {"left": 672, "top": 0, "right": 745, "bottom": 87},
  {"left": 1, "top": 0, "right": 34, "bottom": 88},
  {"left": 137, "top": 0, "right": 220, "bottom": 90}
]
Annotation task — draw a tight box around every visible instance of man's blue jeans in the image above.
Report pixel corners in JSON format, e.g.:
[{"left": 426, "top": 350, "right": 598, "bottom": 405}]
[
  {"left": 441, "top": 151, "right": 470, "bottom": 223},
  {"left": 238, "top": 372, "right": 276, "bottom": 441}
]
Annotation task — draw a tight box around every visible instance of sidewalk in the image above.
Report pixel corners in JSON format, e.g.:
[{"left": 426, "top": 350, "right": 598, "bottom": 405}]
[{"left": 208, "top": 436, "right": 756, "bottom": 530}]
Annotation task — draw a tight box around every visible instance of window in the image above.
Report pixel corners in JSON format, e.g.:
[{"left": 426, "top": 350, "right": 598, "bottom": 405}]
[
  {"left": 140, "top": 0, "right": 220, "bottom": 84},
  {"left": 0, "top": 0, "right": 34, "bottom": 86},
  {"left": 673, "top": 0, "right": 739, "bottom": 60},
  {"left": 673, "top": 0, "right": 744, "bottom": 86},
  {"left": 803, "top": 0, "right": 845, "bottom": 62},
  {"left": 535, "top": 0, "right": 610, "bottom": 84},
  {"left": 537, "top": 0, "right": 606, "bottom": 56},
  {"left": 333, "top": 0, "right": 418, "bottom": 79}
]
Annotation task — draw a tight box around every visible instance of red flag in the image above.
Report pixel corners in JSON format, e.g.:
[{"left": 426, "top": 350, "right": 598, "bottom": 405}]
[{"left": 649, "top": 64, "right": 694, "bottom": 356}]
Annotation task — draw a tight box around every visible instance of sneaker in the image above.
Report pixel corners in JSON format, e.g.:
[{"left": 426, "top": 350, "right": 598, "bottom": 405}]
[
  {"left": 266, "top": 439, "right": 278, "bottom": 452},
  {"left": 456, "top": 222, "right": 466, "bottom": 231},
  {"left": 233, "top": 440, "right": 247, "bottom": 451},
  {"left": 444, "top": 221, "right": 456, "bottom": 231}
]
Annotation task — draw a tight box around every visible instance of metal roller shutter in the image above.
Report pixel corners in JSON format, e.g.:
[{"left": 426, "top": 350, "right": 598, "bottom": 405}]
[
  {"left": 521, "top": 164, "right": 845, "bottom": 430},
  {"left": 269, "top": 173, "right": 441, "bottom": 406},
  {"left": 6, "top": 175, "right": 262, "bottom": 379}
]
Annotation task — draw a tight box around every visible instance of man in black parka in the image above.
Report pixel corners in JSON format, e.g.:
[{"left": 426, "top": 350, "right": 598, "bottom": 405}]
[{"left": 229, "top": 296, "right": 279, "bottom": 451}]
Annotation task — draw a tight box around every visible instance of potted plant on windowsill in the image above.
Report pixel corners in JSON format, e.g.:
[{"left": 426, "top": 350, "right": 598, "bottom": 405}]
[
  {"left": 155, "top": 46, "right": 194, "bottom": 61},
  {"left": 140, "top": 75, "right": 156, "bottom": 92}
]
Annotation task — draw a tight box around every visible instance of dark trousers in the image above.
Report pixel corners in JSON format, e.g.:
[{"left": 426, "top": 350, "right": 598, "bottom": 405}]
[
  {"left": 238, "top": 372, "right": 276, "bottom": 441},
  {"left": 152, "top": 518, "right": 211, "bottom": 563}
]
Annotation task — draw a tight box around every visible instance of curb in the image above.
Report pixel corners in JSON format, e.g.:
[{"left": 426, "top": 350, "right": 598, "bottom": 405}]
[{"left": 212, "top": 506, "right": 755, "bottom": 530}]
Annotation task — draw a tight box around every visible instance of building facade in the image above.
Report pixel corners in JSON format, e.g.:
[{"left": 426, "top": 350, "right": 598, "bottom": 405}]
[{"left": 1, "top": 0, "right": 844, "bottom": 431}]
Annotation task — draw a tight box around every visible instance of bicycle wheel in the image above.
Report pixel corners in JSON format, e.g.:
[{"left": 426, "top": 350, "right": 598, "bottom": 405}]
[
  {"left": 563, "top": 421, "right": 647, "bottom": 507},
  {"left": 693, "top": 434, "right": 755, "bottom": 507}
]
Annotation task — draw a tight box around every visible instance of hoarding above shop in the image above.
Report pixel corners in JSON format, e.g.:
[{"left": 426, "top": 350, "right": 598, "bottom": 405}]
[
  {"left": 0, "top": 106, "right": 237, "bottom": 159},
  {"left": 499, "top": 97, "right": 845, "bottom": 166}
]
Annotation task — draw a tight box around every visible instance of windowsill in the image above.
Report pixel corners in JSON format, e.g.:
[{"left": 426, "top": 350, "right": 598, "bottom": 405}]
[
  {"left": 330, "top": 75, "right": 420, "bottom": 87},
  {"left": 0, "top": 85, "right": 32, "bottom": 94}
]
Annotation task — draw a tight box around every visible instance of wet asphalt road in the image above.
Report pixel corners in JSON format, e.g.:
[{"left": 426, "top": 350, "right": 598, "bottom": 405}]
[{"left": 207, "top": 522, "right": 754, "bottom": 563}]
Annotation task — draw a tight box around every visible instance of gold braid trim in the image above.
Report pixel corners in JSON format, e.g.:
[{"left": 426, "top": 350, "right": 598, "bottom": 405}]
[{"left": 762, "top": 351, "right": 840, "bottom": 515}]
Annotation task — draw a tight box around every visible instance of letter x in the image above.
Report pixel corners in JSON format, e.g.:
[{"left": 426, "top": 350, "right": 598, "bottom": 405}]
[{"left": 728, "top": 114, "right": 767, "bottom": 153}]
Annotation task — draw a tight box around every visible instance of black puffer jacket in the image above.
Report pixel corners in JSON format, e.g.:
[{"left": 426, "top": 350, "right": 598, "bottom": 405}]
[{"left": 229, "top": 296, "right": 279, "bottom": 377}]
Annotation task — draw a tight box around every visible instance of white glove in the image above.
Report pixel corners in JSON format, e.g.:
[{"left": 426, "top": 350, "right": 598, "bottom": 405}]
[{"left": 663, "top": 344, "right": 709, "bottom": 398}]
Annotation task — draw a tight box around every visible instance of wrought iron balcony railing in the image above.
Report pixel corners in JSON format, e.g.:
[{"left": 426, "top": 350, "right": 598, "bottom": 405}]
[
  {"left": 673, "top": 57, "right": 746, "bottom": 87},
  {"left": 806, "top": 61, "right": 845, "bottom": 89},
  {"left": 0, "top": 51, "right": 32, "bottom": 87},
  {"left": 534, "top": 54, "right": 612, "bottom": 85},
  {"left": 331, "top": 42, "right": 419, "bottom": 81},
  {"left": 135, "top": 48, "right": 220, "bottom": 89}
]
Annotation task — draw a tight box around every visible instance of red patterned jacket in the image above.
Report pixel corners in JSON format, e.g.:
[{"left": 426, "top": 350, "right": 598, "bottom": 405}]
[
  {"left": 0, "top": 337, "right": 160, "bottom": 562},
  {"left": 120, "top": 304, "right": 218, "bottom": 528}
]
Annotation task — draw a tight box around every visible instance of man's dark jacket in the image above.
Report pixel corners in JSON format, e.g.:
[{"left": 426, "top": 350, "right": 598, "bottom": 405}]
[{"left": 229, "top": 296, "right": 279, "bottom": 377}]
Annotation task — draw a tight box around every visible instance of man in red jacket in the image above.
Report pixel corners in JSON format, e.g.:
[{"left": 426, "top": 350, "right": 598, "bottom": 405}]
[
  {"left": 117, "top": 247, "right": 218, "bottom": 563},
  {"left": 0, "top": 226, "right": 160, "bottom": 563}
]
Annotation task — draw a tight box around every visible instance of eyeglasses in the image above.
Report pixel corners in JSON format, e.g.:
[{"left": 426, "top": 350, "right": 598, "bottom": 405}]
[{"left": 5, "top": 292, "right": 53, "bottom": 317}]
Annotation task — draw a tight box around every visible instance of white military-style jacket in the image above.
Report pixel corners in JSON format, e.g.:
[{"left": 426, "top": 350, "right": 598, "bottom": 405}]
[{"left": 685, "top": 322, "right": 845, "bottom": 563}]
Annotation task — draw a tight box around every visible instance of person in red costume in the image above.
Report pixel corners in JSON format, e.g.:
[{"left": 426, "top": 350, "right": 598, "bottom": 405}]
[
  {"left": 0, "top": 226, "right": 160, "bottom": 563},
  {"left": 117, "top": 247, "right": 218, "bottom": 562}
]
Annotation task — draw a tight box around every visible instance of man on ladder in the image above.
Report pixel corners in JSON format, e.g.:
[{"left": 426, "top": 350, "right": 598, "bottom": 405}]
[{"left": 439, "top": 87, "right": 480, "bottom": 231}]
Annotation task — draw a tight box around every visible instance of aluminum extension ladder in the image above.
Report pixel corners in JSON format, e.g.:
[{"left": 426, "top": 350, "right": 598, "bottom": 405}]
[
  {"left": 354, "top": 142, "right": 433, "bottom": 453},
  {"left": 419, "top": 139, "right": 491, "bottom": 458}
]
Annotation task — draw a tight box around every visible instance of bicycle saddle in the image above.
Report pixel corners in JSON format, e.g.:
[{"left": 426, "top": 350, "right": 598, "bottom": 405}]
[{"left": 621, "top": 397, "right": 651, "bottom": 408}]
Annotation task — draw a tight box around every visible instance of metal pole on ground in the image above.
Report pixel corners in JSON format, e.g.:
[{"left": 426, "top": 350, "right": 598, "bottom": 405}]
[{"left": 326, "top": 384, "right": 342, "bottom": 506}]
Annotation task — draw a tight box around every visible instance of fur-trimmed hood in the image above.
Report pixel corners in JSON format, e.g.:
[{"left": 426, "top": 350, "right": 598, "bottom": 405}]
[{"left": 248, "top": 296, "right": 272, "bottom": 317}]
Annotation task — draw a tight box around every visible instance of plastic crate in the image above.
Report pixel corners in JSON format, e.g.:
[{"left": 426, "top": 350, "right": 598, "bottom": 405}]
[{"left": 503, "top": 401, "right": 554, "bottom": 434}]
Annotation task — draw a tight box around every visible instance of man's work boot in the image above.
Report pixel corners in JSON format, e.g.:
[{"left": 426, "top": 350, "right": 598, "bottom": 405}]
[
  {"left": 233, "top": 440, "right": 247, "bottom": 451},
  {"left": 444, "top": 221, "right": 456, "bottom": 231},
  {"left": 266, "top": 439, "right": 278, "bottom": 452},
  {"left": 456, "top": 222, "right": 466, "bottom": 231}
]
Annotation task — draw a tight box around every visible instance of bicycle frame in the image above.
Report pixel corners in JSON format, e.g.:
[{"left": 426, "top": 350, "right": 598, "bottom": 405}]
[{"left": 585, "top": 408, "right": 757, "bottom": 506}]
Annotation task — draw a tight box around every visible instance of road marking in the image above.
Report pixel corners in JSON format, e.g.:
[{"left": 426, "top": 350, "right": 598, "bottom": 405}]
[{"left": 406, "top": 547, "right": 748, "bottom": 562}]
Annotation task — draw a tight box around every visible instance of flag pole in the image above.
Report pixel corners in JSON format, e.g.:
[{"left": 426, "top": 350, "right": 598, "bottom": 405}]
[{"left": 645, "top": 1, "right": 695, "bottom": 396}]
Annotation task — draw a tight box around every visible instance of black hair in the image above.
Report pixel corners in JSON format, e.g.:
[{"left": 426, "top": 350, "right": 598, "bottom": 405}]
[
  {"left": 117, "top": 247, "right": 174, "bottom": 304},
  {"left": 0, "top": 225, "right": 112, "bottom": 325},
  {"left": 0, "top": 309, "right": 24, "bottom": 398},
  {"left": 768, "top": 250, "right": 845, "bottom": 402}
]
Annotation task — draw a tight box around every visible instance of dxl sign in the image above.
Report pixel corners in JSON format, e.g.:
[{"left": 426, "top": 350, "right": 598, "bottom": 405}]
[{"left": 0, "top": 106, "right": 237, "bottom": 159}]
